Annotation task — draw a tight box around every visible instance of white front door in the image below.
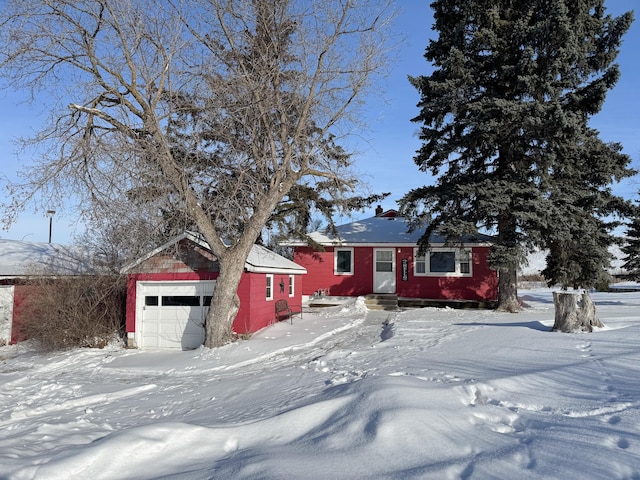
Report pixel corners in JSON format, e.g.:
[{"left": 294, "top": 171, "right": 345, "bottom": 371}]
[{"left": 373, "top": 248, "right": 396, "bottom": 294}]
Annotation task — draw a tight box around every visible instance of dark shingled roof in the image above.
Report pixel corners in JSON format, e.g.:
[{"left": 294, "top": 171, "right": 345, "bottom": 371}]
[{"left": 307, "top": 214, "right": 494, "bottom": 246}]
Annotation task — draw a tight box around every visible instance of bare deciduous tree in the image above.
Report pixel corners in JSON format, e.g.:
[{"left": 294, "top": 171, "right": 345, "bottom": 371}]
[{"left": 0, "top": 0, "right": 395, "bottom": 347}]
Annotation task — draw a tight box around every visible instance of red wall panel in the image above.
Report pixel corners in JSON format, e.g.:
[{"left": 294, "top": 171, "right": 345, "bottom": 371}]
[
  {"left": 235, "top": 273, "right": 304, "bottom": 333},
  {"left": 10, "top": 285, "right": 38, "bottom": 344},
  {"left": 293, "top": 246, "right": 375, "bottom": 296}
]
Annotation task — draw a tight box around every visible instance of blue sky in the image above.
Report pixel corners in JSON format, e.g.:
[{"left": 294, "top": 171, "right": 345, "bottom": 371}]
[{"left": 1, "top": 1, "right": 638, "bottom": 244}]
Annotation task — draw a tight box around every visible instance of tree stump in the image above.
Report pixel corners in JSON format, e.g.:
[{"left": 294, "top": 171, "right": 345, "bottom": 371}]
[{"left": 552, "top": 291, "right": 604, "bottom": 332}]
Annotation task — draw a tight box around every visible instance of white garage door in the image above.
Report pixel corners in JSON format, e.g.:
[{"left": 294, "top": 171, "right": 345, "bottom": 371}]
[{"left": 138, "top": 281, "right": 215, "bottom": 350}]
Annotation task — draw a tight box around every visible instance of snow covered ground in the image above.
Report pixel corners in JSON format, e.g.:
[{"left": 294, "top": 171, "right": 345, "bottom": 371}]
[{"left": 1, "top": 288, "right": 639, "bottom": 480}]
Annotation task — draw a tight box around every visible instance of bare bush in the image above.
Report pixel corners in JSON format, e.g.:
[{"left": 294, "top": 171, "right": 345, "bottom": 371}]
[
  {"left": 17, "top": 275, "right": 126, "bottom": 351},
  {"left": 518, "top": 273, "right": 546, "bottom": 283}
]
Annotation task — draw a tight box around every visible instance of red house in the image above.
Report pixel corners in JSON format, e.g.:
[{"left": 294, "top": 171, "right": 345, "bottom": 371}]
[
  {"left": 123, "top": 232, "right": 306, "bottom": 350},
  {"left": 287, "top": 210, "right": 497, "bottom": 306}
]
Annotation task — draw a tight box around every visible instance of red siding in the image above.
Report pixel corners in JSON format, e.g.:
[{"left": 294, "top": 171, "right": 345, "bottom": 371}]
[
  {"left": 293, "top": 246, "right": 374, "bottom": 296},
  {"left": 10, "top": 285, "right": 38, "bottom": 344},
  {"left": 233, "top": 273, "right": 254, "bottom": 333},
  {"left": 294, "top": 245, "right": 498, "bottom": 302},
  {"left": 234, "top": 273, "right": 304, "bottom": 333}
]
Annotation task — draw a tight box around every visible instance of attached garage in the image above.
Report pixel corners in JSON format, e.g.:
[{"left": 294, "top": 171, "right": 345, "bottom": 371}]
[
  {"left": 137, "top": 280, "right": 216, "bottom": 349},
  {"left": 123, "top": 232, "right": 306, "bottom": 350}
]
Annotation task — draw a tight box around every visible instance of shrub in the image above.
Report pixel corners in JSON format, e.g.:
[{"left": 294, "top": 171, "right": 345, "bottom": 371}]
[
  {"left": 17, "top": 275, "right": 126, "bottom": 351},
  {"left": 518, "top": 273, "right": 546, "bottom": 283}
]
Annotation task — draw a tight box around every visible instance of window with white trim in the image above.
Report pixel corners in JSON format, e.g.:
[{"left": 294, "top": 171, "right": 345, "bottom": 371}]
[
  {"left": 334, "top": 248, "right": 354, "bottom": 275},
  {"left": 414, "top": 248, "right": 472, "bottom": 277},
  {"left": 288, "top": 275, "right": 295, "bottom": 297},
  {"left": 266, "top": 274, "right": 273, "bottom": 300}
]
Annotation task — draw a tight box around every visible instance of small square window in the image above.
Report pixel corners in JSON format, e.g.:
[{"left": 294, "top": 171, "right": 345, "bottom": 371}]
[
  {"left": 145, "top": 296, "right": 159, "bottom": 306},
  {"left": 335, "top": 248, "right": 354, "bottom": 275}
]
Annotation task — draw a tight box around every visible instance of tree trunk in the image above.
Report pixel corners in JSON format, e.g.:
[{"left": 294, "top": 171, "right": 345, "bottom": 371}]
[
  {"left": 494, "top": 211, "right": 521, "bottom": 313},
  {"left": 497, "top": 267, "right": 521, "bottom": 312},
  {"left": 203, "top": 249, "right": 247, "bottom": 348},
  {"left": 552, "top": 291, "right": 604, "bottom": 332}
]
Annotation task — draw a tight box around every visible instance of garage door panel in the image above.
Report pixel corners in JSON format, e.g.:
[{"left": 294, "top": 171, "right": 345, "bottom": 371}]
[
  {"left": 154, "top": 307, "right": 206, "bottom": 348},
  {"left": 163, "top": 284, "right": 198, "bottom": 295}
]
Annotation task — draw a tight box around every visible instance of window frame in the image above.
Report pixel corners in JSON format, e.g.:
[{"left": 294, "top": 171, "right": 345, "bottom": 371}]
[
  {"left": 413, "top": 248, "right": 472, "bottom": 277},
  {"left": 288, "top": 275, "right": 295, "bottom": 297},
  {"left": 266, "top": 274, "right": 274, "bottom": 300},
  {"left": 334, "top": 247, "right": 354, "bottom": 275}
]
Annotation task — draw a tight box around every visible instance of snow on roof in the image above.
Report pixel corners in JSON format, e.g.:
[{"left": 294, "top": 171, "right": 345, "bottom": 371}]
[
  {"left": 122, "top": 231, "right": 306, "bottom": 275},
  {"left": 245, "top": 243, "right": 306, "bottom": 274},
  {"left": 303, "top": 214, "right": 494, "bottom": 246},
  {"left": 0, "top": 239, "right": 94, "bottom": 277}
]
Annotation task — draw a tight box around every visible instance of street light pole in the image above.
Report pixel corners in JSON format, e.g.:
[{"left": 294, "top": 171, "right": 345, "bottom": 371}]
[{"left": 46, "top": 210, "right": 56, "bottom": 243}]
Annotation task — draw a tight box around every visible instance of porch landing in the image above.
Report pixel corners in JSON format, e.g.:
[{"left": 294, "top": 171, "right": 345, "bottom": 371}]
[
  {"left": 398, "top": 297, "right": 498, "bottom": 310},
  {"left": 366, "top": 294, "right": 497, "bottom": 310},
  {"left": 303, "top": 295, "right": 497, "bottom": 311}
]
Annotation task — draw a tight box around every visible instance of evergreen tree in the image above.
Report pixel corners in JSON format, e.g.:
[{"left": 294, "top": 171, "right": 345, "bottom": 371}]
[
  {"left": 401, "top": 0, "right": 634, "bottom": 311},
  {"left": 622, "top": 216, "right": 640, "bottom": 279}
]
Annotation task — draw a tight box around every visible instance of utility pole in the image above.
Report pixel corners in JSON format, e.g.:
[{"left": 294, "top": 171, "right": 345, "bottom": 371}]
[{"left": 46, "top": 210, "right": 55, "bottom": 243}]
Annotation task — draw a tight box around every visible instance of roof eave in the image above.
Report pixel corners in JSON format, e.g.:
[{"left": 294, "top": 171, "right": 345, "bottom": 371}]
[
  {"left": 245, "top": 265, "right": 307, "bottom": 274},
  {"left": 293, "top": 241, "right": 494, "bottom": 248}
]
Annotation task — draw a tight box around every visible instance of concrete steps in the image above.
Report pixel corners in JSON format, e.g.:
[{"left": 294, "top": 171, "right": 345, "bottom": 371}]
[{"left": 364, "top": 294, "right": 398, "bottom": 311}]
